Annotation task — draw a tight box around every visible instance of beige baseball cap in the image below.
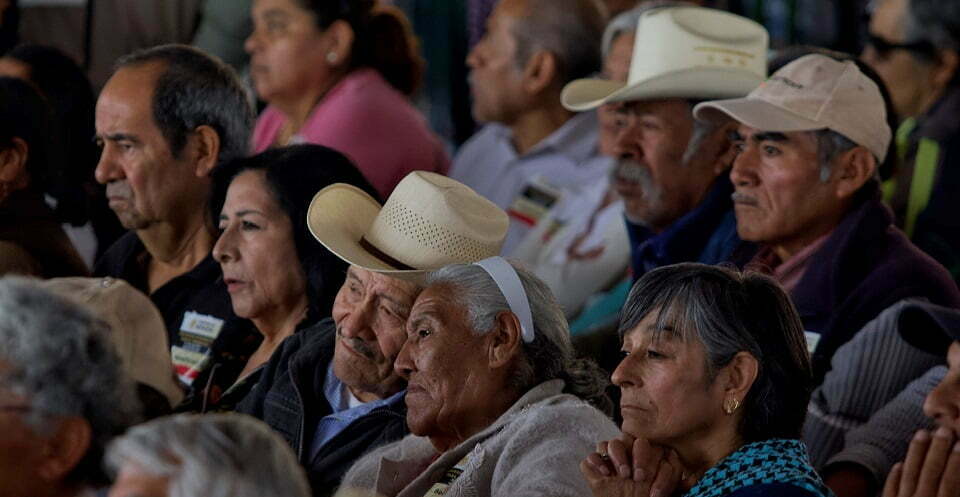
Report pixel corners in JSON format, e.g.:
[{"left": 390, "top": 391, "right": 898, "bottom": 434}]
[
  {"left": 694, "top": 54, "right": 891, "bottom": 162},
  {"left": 38, "top": 277, "right": 184, "bottom": 408}
]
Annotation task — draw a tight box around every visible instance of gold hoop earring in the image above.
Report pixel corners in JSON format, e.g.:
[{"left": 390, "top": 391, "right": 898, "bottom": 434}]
[{"left": 723, "top": 397, "right": 740, "bottom": 415}]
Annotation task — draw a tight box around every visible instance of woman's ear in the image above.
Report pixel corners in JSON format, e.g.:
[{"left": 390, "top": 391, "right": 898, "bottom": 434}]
[
  {"left": 488, "top": 310, "right": 523, "bottom": 369},
  {"left": 0, "top": 136, "right": 30, "bottom": 190},
  {"left": 324, "top": 20, "right": 356, "bottom": 67},
  {"left": 721, "top": 351, "right": 759, "bottom": 406}
]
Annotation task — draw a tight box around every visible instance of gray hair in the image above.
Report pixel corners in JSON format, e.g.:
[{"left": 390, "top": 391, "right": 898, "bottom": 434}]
[
  {"left": 601, "top": 1, "right": 697, "bottom": 59},
  {"left": 427, "top": 262, "right": 611, "bottom": 414},
  {"left": 904, "top": 0, "right": 960, "bottom": 53},
  {"left": 814, "top": 128, "right": 860, "bottom": 182},
  {"left": 0, "top": 276, "right": 139, "bottom": 486},
  {"left": 115, "top": 44, "right": 254, "bottom": 167},
  {"left": 106, "top": 413, "right": 311, "bottom": 497},
  {"left": 512, "top": 0, "right": 607, "bottom": 87},
  {"left": 618, "top": 263, "right": 813, "bottom": 443}
]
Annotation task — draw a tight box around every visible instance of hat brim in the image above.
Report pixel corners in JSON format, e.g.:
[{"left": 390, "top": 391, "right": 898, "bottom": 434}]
[
  {"left": 693, "top": 97, "right": 825, "bottom": 132},
  {"left": 897, "top": 301, "right": 960, "bottom": 356},
  {"left": 562, "top": 67, "right": 765, "bottom": 111},
  {"left": 307, "top": 184, "right": 429, "bottom": 283}
]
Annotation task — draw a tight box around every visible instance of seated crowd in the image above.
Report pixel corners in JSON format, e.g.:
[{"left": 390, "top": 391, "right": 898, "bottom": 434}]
[{"left": 4, "top": 0, "right": 960, "bottom": 496}]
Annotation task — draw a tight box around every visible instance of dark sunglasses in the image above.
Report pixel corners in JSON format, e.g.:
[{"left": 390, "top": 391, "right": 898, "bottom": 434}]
[{"left": 867, "top": 33, "right": 938, "bottom": 60}]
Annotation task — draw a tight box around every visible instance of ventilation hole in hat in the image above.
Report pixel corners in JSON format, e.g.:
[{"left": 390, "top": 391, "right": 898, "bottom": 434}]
[{"left": 379, "top": 203, "right": 499, "bottom": 260}]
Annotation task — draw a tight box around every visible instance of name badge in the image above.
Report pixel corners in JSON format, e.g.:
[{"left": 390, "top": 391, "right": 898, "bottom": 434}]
[
  {"left": 179, "top": 311, "right": 225, "bottom": 346},
  {"left": 507, "top": 178, "right": 562, "bottom": 227},
  {"left": 423, "top": 454, "right": 472, "bottom": 497},
  {"left": 171, "top": 346, "right": 211, "bottom": 386}
]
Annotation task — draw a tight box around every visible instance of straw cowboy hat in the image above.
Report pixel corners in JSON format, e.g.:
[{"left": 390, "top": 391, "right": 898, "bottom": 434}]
[
  {"left": 307, "top": 171, "right": 509, "bottom": 281},
  {"left": 561, "top": 5, "right": 769, "bottom": 111}
]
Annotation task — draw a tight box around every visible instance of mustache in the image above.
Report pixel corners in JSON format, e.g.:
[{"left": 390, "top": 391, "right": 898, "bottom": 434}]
[
  {"left": 105, "top": 181, "right": 133, "bottom": 199},
  {"left": 731, "top": 192, "right": 758, "bottom": 206},
  {"left": 611, "top": 158, "right": 652, "bottom": 185},
  {"left": 336, "top": 326, "right": 376, "bottom": 360}
]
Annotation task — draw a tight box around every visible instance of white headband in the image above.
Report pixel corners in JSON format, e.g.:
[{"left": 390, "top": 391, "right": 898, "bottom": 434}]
[{"left": 472, "top": 257, "right": 535, "bottom": 343}]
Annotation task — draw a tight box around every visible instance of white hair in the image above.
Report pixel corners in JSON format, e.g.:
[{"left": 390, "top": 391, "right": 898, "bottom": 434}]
[
  {"left": 601, "top": 1, "right": 699, "bottom": 58},
  {"left": 106, "top": 413, "right": 311, "bottom": 497}
]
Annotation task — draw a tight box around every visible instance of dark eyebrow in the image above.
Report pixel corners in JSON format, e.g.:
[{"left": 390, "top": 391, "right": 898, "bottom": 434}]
[
  {"left": 752, "top": 132, "right": 789, "bottom": 143},
  {"left": 262, "top": 9, "right": 289, "bottom": 21},
  {"left": 99, "top": 133, "right": 140, "bottom": 144}
]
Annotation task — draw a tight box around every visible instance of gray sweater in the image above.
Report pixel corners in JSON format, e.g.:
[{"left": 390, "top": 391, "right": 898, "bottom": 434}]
[{"left": 336, "top": 379, "right": 619, "bottom": 497}]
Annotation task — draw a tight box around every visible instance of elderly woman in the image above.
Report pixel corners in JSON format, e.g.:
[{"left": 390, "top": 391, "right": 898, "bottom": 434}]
[
  {"left": 246, "top": 0, "right": 448, "bottom": 198},
  {"left": 0, "top": 76, "right": 88, "bottom": 277},
  {"left": 0, "top": 276, "right": 139, "bottom": 497},
  {"left": 583, "top": 263, "right": 830, "bottom": 497},
  {"left": 106, "top": 413, "right": 310, "bottom": 497},
  {"left": 337, "top": 258, "right": 619, "bottom": 496},
  {"left": 179, "top": 144, "right": 377, "bottom": 412}
]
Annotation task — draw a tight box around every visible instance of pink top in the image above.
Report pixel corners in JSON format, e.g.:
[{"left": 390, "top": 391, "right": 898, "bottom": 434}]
[{"left": 252, "top": 68, "right": 450, "bottom": 199}]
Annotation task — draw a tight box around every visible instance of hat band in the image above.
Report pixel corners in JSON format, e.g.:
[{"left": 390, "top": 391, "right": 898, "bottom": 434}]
[
  {"left": 359, "top": 237, "right": 416, "bottom": 271},
  {"left": 472, "top": 257, "right": 535, "bottom": 343}
]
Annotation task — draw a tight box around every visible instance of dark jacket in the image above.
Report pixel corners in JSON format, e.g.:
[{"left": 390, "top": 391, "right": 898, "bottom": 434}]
[
  {"left": 741, "top": 190, "right": 960, "bottom": 384},
  {"left": 237, "top": 318, "right": 408, "bottom": 497},
  {"left": 0, "top": 190, "right": 89, "bottom": 277},
  {"left": 627, "top": 176, "right": 742, "bottom": 280},
  {"left": 892, "top": 86, "right": 960, "bottom": 279}
]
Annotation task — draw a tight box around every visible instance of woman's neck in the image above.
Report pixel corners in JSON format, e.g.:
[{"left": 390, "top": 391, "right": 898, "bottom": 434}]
[
  {"left": 273, "top": 70, "right": 348, "bottom": 140},
  {"left": 672, "top": 429, "right": 743, "bottom": 488}
]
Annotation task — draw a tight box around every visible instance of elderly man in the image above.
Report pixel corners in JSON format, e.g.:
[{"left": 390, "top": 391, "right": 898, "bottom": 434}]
[
  {"left": 107, "top": 413, "right": 310, "bottom": 497},
  {"left": 862, "top": 0, "right": 960, "bottom": 279},
  {"left": 337, "top": 259, "right": 618, "bottom": 497},
  {"left": 0, "top": 276, "right": 139, "bottom": 497},
  {"left": 451, "top": 0, "right": 608, "bottom": 253},
  {"left": 561, "top": 6, "right": 767, "bottom": 284},
  {"left": 238, "top": 172, "right": 509, "bottom": 496},
  {"left": 93, "top": 44, "right": 257, "bottom": 396},
  {"left": 695, "top": 53, "right": 960, "bottom": 383}
]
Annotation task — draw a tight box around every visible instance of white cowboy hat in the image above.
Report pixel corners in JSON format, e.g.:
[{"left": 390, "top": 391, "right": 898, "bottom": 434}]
[
  {"left": 307, "top": 171, "right": 509, "bottom": 281},
  {"left": 561, "top": 6, "right": 769, "bottom": 111}
]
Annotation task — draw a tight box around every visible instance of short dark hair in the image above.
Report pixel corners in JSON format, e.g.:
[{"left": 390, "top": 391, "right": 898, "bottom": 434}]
[
  {"left": 618, "top": 263, "right": 813, "bottom": 443},
  {"left": 0, "top": 76, "right": 53, "bottom": 191},
  {"left": 208, "top": 144, "right": 379, "bottom": 319},
  {"left": 115, "top": 44, "right": 254, "bottom": 168},
  {"left": 512, "top": 0, "right": 607, "bottom": 87}
]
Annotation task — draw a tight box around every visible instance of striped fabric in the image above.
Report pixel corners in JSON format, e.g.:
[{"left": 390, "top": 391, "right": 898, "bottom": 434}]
[{"left": 803, "top": 299, "right": 945, "bottom": 485}]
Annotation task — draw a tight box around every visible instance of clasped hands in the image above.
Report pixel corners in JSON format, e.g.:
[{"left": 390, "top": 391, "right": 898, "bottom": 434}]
[{"left": 581, "top": 433, "right": 685, "bottom": 497}]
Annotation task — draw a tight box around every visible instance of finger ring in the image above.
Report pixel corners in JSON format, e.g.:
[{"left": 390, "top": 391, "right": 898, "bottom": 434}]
[{"left": 600, "top": 453, "right": 610, "bottom": 461}]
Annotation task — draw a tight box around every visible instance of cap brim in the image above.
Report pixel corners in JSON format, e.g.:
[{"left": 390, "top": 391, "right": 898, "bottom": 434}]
[
  {"left": 307, "top": 184, "right": 429, "bottom": 284},
  {"left": 562, "top": 68, "right": 765, "bottom": 111},
  {"left": 693, "top": 97, "right": 824, "bottom": 132},
  {"left": 897, "top": 301, "right": 960, "bottom": 356}
]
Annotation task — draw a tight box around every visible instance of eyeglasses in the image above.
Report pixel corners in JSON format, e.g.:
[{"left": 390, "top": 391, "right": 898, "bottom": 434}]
[{"left": 866, "top": 33, "right": 938, "bottom": 60}]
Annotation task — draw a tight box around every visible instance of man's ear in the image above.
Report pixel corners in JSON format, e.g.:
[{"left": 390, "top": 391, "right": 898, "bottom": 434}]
[
  {"left": 0, "top": 136, "right": 30, "bottom": 189},
  {"left": 488, "top": 310, "right": 524, "bottom": 369},
  {"left": 719, "top": 351, "right": 759, "bottom": 402},
  {"left": 932, "top": 49, "right": 960, "bottom": 90},
  {"left": 192, "top": 125, "right": 221, "bottom": 178},
  {"left": 833, "top": 146, "right": 876, "bottom": 200},
  {"left": 521, "top": 50, "right": 559, "bottom": 96},
  {"left": 704, "top": 121, "right": 738, "bottom": 175},
  {"left": 324, "top": 20, "right": 356, "bottom": 67},
  {"left": 36, "top": 417, "right": 92, "bottom": 482}
]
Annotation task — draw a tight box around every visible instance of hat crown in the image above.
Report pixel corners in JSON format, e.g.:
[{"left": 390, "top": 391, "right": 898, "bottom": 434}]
[
  {"left": 629, "top": 7, "right": 768, "bottom": 87},
  {"left": 364, "top": 171, "right": 508, "bottom": 269}
]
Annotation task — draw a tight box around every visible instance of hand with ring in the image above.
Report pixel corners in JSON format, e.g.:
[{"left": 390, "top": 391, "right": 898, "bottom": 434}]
[{"left": 581, "top": 433, "right": 684, "bottom": 497}]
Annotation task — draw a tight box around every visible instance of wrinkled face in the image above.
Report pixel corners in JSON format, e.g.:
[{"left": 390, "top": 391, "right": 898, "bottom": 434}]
[
  {"left": 612, "top": 309, "right": 726, "bottom": 445},
  {"left": 598, "top": 33, "right": 635, "bottom": 156},
  {"left": 729, "top": 125, "right": 840, "bottom": 253},
  {"left": 466, "top": 0, "right": 528, "bottom": 124},
  {"left": 108, "top": 464, "right": 170, "bottom": 497},
  {"left": 395, "top": 284, "right": 497, "bottom": 439},
  {"left": 246, "top": 0, "right": 332, "bottom": 104},
  {"left": 861, "top": 0, "right": 937, "bottom": 118},
  {"left": 94, "top": 63, "right": 203, "bottom": 230},
  {"left": 610, "top": 99, "right": 714, "bottom": 231},
  {"left": 213, "top": 170, "right": 307, "bottom": 324},
  {"left": 924, "top": 342, "right": 960, "bottom": 436},
  {"left": 0, "top": 386, "right": 49, "bottom": 497},
  {"left": 332, "top": 267, "right": 419, "bottom": 399}
]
